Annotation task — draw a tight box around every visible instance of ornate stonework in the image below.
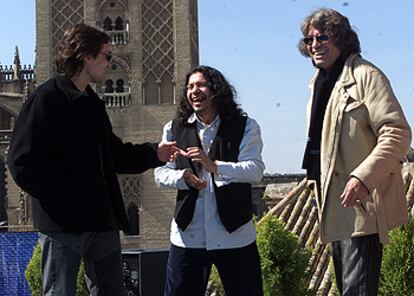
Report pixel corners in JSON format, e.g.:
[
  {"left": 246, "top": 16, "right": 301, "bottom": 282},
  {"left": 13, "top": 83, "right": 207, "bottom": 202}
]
[
  {"left": 142, "top": 0, "right": 175, "bottom": 104},
  {"left": 51, "top": 0, "right": 84, "bottom": 51},
  {"left": 120, "top": 174, "right": 143, "bottom": 210}
]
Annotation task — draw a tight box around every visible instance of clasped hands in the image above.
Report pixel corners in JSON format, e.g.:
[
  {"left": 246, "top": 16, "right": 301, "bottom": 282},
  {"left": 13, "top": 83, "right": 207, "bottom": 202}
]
[
  {"left": 180, "top": 147, "right": 218, "bottom": 190},
  {"left": 161, "top": 144, "right": 218, "bottom": 190},
  {"left": 157, "top": 143, "right": 216, "bottom": 190}
]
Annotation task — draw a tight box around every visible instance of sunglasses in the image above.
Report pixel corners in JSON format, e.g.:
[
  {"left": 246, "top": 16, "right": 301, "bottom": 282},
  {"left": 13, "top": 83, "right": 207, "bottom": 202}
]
[
  {"left": 99, "top": 51, "right": 113, "bottom": 62},
  {"left": 302, "top": 34, "right": 329, "bottom": 45}
]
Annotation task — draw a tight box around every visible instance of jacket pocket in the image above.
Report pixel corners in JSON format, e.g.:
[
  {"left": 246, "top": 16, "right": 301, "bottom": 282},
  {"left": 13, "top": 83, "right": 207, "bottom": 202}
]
[
  {"left": 354, "top": 197, "right": 378, "bottom": 234},
  {"left": 342, "top": 97, "right": 369, "bottom": 136}
]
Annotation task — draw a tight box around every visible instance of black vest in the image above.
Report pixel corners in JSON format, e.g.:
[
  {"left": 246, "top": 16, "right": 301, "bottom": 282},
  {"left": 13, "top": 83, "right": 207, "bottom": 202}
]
[{"left": 172, "top": 115, "right": 252, "bottom": 233}]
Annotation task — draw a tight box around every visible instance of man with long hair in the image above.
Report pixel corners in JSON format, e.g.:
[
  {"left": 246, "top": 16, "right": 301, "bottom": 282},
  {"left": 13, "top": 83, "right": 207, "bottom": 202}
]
[
  {"left": 299, "top": 8, "right": 411, "bottom": 295},
  {"left": 7, "top": 23, "right": 178, "bottom": 295},
  {"left": 155, "top": 66, "right": 265, "bottom": 295}
]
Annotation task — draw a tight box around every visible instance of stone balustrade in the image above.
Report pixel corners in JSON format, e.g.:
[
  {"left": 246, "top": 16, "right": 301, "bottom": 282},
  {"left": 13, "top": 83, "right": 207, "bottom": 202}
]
[
  {"left": 108, "top": 30, "right": 129, "bottom": 45},
  {"left": 103, "top": 92, "right": 131, "bottom": 108}
]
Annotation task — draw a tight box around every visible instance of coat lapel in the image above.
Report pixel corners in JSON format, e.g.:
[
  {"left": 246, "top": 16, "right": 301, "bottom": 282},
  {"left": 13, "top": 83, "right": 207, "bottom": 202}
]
[{"left": 320, "top": 55, "right": 357, "bottom": 213}]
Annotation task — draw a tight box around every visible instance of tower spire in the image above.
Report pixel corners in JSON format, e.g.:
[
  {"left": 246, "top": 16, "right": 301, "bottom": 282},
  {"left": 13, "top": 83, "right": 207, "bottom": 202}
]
[{"left": 13, "top": 46, "right": 21, "bottom": 80}]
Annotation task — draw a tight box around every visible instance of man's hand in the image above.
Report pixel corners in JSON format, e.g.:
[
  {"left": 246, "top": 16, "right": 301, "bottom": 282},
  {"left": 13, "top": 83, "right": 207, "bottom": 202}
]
[
  {"left": 184, "top": 147, "right": 218, "bottom": 173},
  {"left": 340, "top": 177, "right": 369, "bottom": 208},
  {"left": 183, "top": 169, "right": 207, "bottom": 190},
  {"left": 157, "top": 141, "right": 180, "bottom": 162}
]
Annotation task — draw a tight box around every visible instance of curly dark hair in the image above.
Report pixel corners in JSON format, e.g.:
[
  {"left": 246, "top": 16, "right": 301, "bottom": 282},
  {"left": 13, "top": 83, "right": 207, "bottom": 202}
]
[
  {"left": 176, "top": 65, "right": 244, "bottom": 123},
  {"left": 298, "top": 8, "right": 361, "bottom": 58},
  {"left": 55, "top": 23, "right": 110, "bottom": 77}
]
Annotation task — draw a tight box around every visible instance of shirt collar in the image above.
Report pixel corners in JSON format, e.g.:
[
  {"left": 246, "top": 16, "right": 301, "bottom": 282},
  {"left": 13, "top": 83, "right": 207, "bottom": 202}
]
[{"left": 187, "top": 113, "right": 221, "bottom": 128}]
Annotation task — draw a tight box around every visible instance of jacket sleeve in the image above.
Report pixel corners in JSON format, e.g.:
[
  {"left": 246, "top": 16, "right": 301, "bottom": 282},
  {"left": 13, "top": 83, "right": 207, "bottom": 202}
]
[
  {"left": 107, "top": 112, "right": 164, "bottom": 174},
  {"left": 154, "top": 120, "right": 189, "bottom": 189},
  {"left": 7, "top": 94, "right": 80, "bottom": 205},
  {"left": 351, "top": 70, "right": 412, "bottom": 191}
]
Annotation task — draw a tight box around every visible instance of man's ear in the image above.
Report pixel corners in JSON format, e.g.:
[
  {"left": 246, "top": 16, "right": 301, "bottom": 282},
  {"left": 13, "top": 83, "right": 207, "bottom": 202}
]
[{"left": 84, "top": 54, "right": 93, "bottom": 64}]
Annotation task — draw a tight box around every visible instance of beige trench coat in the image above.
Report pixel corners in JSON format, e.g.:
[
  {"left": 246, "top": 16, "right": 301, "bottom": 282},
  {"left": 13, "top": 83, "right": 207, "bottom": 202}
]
[{"left": 306, "top": 54, "right": 412, "bottom": 244}]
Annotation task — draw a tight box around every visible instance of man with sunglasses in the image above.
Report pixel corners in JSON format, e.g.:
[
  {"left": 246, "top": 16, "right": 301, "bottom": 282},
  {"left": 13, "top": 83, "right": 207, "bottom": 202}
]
[
  {"left": 7, "top": 24, "right": 178, "bottom": 296},
  {"left": 299, "top": 8, "right": 411, "bottom": 295}
]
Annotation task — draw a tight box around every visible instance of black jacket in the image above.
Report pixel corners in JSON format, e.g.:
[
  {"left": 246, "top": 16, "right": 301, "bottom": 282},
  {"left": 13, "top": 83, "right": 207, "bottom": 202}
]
[
  {"left": 172, "top": 115, "right": 252, "bottom": 233},
  {"left": 7, "top": 75, "right": 163, "bottom": 233}
]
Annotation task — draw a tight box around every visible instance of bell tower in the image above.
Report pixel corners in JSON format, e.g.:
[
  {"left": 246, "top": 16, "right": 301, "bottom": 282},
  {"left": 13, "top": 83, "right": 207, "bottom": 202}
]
[{"left": 35, "top": 0, "right": 199, "bottom": 248}]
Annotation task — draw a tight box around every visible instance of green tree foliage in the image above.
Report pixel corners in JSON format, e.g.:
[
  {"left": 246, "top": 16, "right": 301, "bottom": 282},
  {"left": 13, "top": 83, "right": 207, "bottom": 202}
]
[
  {"left": 209, "top": 265, "right": 226, "bottom": 296},
  {"left": 379, "top": 215, "right": 414, "bottom": 296},
  {"left": 25, "top": 241, "right": 88, "bottom": 295},
  {"left": 209, "top": 215, "right": 313, "bottom": 296},
  {"left": 256, "top": 215, "right": 314, "bottom": 296},
  {"left": 76, "top": 261, "right": 89, "bottom": 296},
  {"left": 25, "top": 241, "right": 42, "bottom": 296}
]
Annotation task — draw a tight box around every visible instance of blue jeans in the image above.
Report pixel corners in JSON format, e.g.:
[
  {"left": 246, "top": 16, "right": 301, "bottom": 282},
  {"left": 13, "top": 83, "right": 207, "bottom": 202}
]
[
  {"left": 164, "top": 242, "right": 263, "bottom": 296},
  {"left": 39, "top": 232, "right": 126, "bottom": 296},
  {"left": 331, "top": 234, "right": 383, "bottom": 296}
]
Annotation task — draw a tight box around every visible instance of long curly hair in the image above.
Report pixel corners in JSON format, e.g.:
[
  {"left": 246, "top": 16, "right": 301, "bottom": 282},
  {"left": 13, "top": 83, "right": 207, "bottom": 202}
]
[
  {"left": 55, "top": 23, "right": 110, "bottom": 77},
  {"left": 176, "top": 65, "right": 244, "bottom": 123},
  {"left": 298, "top": 8, "right": 361, "bottom": 58}
]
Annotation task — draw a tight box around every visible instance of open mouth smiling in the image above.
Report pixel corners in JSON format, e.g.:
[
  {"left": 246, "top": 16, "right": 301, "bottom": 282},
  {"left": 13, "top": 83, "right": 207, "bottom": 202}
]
[
  {"left": 313, "top": 48, "right": 327, "bottom": 58},
  {"left": 191, "top": 95, "right": 207, "bottom": 103}
]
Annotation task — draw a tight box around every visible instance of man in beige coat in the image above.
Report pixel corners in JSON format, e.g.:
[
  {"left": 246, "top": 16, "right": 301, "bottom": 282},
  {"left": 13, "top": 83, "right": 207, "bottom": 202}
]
[{"left": 299, "top": 8, "right": 411, "bottom": 295}]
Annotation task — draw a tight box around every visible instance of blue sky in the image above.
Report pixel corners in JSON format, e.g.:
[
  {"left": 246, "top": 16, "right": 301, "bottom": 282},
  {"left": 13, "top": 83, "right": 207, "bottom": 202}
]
[{"left": 1, "top": 0, "right": 413, "bottom": 173}]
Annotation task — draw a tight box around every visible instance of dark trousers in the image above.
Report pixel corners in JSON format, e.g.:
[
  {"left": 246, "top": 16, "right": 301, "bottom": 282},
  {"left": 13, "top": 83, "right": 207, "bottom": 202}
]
[
  {"left": 331, "top": 234, "right": 383, "bottom": 296},
  {"left": 39, "top": 233, "right": 127, "bottom": 296},
  {"left": 164, "top": 242, "right": 263, "bottom": 296}
]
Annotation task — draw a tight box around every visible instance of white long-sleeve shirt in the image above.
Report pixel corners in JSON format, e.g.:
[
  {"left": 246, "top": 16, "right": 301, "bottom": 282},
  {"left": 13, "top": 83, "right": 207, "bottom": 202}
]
[{"left": 154, "top": 113, "right": 265, "bottom": 250}]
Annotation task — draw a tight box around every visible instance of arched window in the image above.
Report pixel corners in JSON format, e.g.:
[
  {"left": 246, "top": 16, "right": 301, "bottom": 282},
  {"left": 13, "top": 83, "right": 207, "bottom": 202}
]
[
  {"left": 103, "top": 16, "right": 113, "bottom": 31},
  {"left": 0, "top": 108, "right": 15, "bottom": 130},
  {"left": 127, "top": 203, "right": 139, "bottom": 236},
  {"left": 114, "top": 17, "right": 124, "bottom": 30},
  {"left": 105, "top": 79, "right": 114, "bottom": 93},
  {"left": 99, "top": 0, "right": 129, "bottom": 45},
  {"left": 115, "top": 79, "right": 125, "bottom": 93},
  {"left": 144, "top": 73, "right": 158, "bottom": 104},
  {"left": 160, "top": 73, "right": 174, "bottom": 103}
]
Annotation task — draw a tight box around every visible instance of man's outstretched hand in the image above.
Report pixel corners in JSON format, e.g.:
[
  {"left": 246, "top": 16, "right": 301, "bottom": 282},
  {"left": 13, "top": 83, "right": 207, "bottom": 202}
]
[{"left": 157, "top": 141, "right": 181, "bottom": 162}]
